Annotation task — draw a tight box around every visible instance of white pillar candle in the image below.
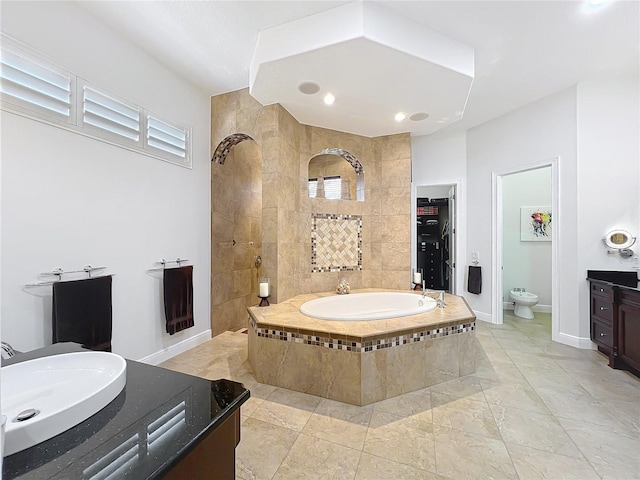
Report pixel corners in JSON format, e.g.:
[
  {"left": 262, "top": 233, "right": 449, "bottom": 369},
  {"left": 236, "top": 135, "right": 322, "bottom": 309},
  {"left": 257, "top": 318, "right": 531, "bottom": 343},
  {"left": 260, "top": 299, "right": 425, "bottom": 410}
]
[
  {"left": 413, "top": 272, "right": 422, "bottom": 284},
  {"left": 259, "top": 282, "right": 269, "bottom": 297}
]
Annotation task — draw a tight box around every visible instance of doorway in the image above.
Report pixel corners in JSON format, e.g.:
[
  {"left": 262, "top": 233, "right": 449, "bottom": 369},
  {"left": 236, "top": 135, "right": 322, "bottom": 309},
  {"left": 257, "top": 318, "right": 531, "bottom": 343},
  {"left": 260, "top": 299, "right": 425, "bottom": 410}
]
[
  {"left": 413, "top": 184, "right": 457, "bottom": 294},
  {"left": 492, "top": 158, "right": 559, "bottom": 342}
]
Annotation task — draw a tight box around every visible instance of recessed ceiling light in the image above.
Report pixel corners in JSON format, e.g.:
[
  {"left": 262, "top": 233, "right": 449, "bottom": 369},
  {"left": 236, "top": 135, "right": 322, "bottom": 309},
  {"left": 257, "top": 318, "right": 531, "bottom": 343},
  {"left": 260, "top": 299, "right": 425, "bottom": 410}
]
[
  {"left": 298, "top": 82, "right": 320, "bottom": 95},
  {"left": 582, "top": 0, "right": 610, "bottom": 12},
  {"left": 324, "top": 93, "right": 335, "bottom": 105},
  {"left": 409, "top": 112, "right": 429, "bottom": 121},
  {"left": 395, "top": 112, "right": 406, "bottom": 122}
]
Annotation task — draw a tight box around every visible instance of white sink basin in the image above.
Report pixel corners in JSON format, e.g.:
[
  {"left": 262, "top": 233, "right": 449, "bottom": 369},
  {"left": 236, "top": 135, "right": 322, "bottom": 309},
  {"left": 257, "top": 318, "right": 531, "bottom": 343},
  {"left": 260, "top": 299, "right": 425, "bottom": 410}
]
[{"left": 2, "top": 351, "right": 126, "bottom": 456}]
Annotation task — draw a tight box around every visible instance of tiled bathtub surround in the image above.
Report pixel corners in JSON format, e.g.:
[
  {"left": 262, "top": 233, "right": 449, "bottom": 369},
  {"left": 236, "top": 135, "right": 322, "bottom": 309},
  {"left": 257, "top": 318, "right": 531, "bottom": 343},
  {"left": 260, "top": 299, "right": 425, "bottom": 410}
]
[
  {"left": 311, "top": 213, "right": 363, "bottom": 272},
  {"left": 248, "top": 289, "right": 476, "bottom": 405},
  {"left": 249, "top": 315, "right": 475, "bottom": 353}
]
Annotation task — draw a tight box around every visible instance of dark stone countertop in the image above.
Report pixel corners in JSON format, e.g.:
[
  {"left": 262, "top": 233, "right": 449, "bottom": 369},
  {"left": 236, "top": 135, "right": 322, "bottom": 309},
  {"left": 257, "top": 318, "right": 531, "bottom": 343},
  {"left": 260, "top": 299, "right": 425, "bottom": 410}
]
[
  {"left": 2, "top": 343, "right": 249, "bottom": 479},
  {"left": 587, "top": 270, "right": 640, "bottom": 291}
]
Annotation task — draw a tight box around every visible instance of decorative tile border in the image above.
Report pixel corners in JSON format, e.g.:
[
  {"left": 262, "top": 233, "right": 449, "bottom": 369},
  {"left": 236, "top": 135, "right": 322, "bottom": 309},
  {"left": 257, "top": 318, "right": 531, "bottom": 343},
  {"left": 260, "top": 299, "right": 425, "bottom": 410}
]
[
  {"left": 314, "top": 148, "right": 364, "bottom": 175},
  {"left": 212, "top": 133, "right": 253, "bottom": 164},
  {"left": 311, "top": 213, "right": 363, "bottom": 273},
  {"left": 248, "top": 315, "right": 474, "bottom": 354}
]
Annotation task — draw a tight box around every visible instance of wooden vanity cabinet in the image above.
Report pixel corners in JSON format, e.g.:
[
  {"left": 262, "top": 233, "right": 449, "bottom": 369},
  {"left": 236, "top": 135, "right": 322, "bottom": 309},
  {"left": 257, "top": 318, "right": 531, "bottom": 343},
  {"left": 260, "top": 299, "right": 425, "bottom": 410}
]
[
  {"left": 618, "top": 289, "right": 640, "bottom": 372},
  {"left": 589, "top": 281, "right": 616, "bottom": 365},
  {"left": 589, "top": 279, "right": 640, "bottom": 374}
]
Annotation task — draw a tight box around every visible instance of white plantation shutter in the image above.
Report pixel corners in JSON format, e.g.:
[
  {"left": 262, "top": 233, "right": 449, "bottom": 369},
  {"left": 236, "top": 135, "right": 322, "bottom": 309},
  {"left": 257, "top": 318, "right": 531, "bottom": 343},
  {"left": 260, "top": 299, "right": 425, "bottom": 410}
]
[
  {"left": 308, "top": 176, "right": 342, "bottom": 199},
  {"left": 0, "top": 47, "right": 73, "bottom": 123},
  {"left": 1, "top": 35, "right": 192, "bottom": 168},
  {"left": 81, "top": 84, "right": 140, "bottom": 145},
  {"left": 146, "top": 115, "right": 190, "bottom": 165}
]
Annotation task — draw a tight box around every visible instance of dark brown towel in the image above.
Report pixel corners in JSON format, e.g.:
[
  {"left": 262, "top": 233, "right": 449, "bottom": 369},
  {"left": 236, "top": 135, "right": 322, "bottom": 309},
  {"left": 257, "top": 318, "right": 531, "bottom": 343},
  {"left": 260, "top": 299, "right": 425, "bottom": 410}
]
[
  {"left": 163, "top": 266, "right": 194, "bottom": 335},
  {"left": 52, "top": 276, "right": 113, "bottom": 351},
  {"left": 467, "top": 266, "right": 482, "bottom": 295}
]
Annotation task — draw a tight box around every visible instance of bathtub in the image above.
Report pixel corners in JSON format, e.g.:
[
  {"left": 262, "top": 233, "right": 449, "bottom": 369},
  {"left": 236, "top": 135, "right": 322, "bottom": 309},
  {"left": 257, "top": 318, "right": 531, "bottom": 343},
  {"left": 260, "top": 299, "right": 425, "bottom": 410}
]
[
  {"left": 300, "top": 292, "right": 436, "bottom": 320},
  {"left": 248, "top": 289, "right": 476, "bottom": 406}
]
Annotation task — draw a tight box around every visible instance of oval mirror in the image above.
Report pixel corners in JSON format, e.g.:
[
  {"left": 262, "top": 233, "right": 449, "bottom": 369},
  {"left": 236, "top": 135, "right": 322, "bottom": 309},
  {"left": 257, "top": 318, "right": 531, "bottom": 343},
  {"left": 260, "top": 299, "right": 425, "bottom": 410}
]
[{"left": 603, "top": 229, "right": 636, "bottom": 250}]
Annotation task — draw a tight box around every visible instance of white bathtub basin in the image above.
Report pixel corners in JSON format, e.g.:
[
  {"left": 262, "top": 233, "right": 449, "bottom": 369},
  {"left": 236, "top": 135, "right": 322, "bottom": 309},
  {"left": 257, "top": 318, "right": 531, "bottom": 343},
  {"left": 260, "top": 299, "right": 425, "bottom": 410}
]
[
  {"left": 1, "top": 351, "right": 126, "bottom": 456},
  {"left": 300, "top": 292, "right": 437, "bottom": 321}
]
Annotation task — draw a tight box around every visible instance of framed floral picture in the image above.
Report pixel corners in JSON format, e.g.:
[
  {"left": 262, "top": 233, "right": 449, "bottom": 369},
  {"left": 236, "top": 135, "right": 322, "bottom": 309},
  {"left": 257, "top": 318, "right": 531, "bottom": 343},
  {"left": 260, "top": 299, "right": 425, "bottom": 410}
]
[{"left": 521, "top": 206, "right": 552, "bottom": 241}]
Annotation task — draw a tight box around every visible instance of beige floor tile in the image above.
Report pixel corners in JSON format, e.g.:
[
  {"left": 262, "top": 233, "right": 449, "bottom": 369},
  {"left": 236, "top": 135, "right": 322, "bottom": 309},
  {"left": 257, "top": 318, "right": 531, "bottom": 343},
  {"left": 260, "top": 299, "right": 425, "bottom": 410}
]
[
  {"left": 429, "top": 375, "right": 486, "bottom": 402},
  {"left": 302, "top": 399, "right": 373, "bottom": 450},
  {"left": 535, "top": 385, "right": 629, "bottom": 430},
  {"left": 369, "top": 409, "right": 434, "bottom": 435},
  {"left": 598, "top": 397, "right": 640, "bottom": 437},
  {"left": 576, "top": 372, "right": 640, "bottom": 403},
  {"left": 553, "top": 356, "right": 613, "bottom": 376},
  {"left": 164, "top": 320, "right": 640, "bottom": 480},
  {"left": 250, "top": 387, "right": 322, "bottom": 432},
  {"left": 517, "top": 364, "right": 583, "bottom": 390},
  {"left": 481, "top": 381, "right": 550, "bottom": 414},
  {"left": 559, "top": 417, "right": 640, "bottom": 480},
  {"left": 476, "top": 344, "right": 515, "bottom": 365},
  {"left": 372, "top": 387, "right": 431, "bottom": 417},
  {"left": 496, "top": 339, "right": 545, "bottom": 355},
  {"left": 433, "top": 426, "right": 517, "bottom": 480},
  {"left": 236, "top": 417, "right": 299, "bottom": 480},
  {"left": 489, "top": 404, "right": 583, "bottom": 458},
  {"left": 364, "top": 412, "right": 436, "bottom": 472},
  {"left": 273, "top": 433, "right": 361, "bottom": 480},
  {"left": 431, "top": 392, "right": 501, "bottom": 440},
  {"left": 489, "top": 329, "right": 532, "bottom": 341},
  {"left": 472, "top": 361, "right": 529, "bottom": 386},
  {"left": 504, "top": 350, "right": 560, "bottom": 369},
  {"left": 355, "top": 453, "right": 443, "bottom": 480},
  {"left": 506, "top": 442, "right": 600, "bottom": 480}
]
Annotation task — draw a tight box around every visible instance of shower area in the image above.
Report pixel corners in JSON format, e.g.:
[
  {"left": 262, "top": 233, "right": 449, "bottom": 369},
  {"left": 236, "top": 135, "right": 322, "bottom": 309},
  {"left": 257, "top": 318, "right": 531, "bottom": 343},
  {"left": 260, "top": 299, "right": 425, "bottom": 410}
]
[{"left": 211, "top": 134, "right": 263, "bottom": 334}]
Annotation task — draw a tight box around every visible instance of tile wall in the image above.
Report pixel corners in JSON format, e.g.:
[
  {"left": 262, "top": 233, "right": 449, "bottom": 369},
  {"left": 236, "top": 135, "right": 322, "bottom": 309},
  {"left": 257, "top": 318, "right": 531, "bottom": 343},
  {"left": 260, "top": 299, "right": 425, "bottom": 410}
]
[{"left": 211, "top": 89, "right": 412, "bottom": 334}]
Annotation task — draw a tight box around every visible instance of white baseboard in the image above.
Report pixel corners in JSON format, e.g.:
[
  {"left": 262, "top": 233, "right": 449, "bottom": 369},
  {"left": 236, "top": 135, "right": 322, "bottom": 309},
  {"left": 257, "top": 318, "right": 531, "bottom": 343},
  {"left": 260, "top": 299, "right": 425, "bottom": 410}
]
[
  {"left": 473, "top": 310, "right": 493, "bottom": 323},
  {"left": 502, "top": 302, "right": 552, "bottom": 313},
  {"left": 137, "top": 329, "right": 212, "bottom": 365},
  {"left": 557, "top": 332, "right": 593, "bottom": 350}
]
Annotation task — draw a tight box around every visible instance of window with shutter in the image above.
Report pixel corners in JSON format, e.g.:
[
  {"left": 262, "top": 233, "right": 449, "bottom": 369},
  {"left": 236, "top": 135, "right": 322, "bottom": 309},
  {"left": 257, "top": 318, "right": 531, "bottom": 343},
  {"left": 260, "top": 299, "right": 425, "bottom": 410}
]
[
  {"left": 0, "top": 34, "right": 192, "bottom": 169},
  {"left": 308, "top": 176, "right": 342, "bottom": 200},
  {"left": 0, "top": 44, "right": 73, "bottom": 125},
  {"left": 80, "top": 83, "right": 140, "bottom": 146},
  {"left": 146, "top": 115, "right": 190, "bottom": 166}
]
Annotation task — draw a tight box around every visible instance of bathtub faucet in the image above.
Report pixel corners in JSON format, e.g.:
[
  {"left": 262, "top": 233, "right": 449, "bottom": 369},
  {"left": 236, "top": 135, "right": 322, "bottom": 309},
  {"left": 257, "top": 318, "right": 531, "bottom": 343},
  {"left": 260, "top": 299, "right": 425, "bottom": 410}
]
[{"left": 421, "top": 284, "right": 446, "bottom": 309}]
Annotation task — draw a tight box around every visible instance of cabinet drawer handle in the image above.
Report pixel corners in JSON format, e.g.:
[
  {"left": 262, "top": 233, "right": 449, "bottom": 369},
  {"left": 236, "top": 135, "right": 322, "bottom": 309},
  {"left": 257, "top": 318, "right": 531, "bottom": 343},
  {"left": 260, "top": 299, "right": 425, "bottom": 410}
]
[
  {"left": 599, "top": 288, "right": 605, "bottom": 292},
  {"left": 600, "top": 332, "right": 608, "bottom": 337},
  {"left": 599, "top": 306, "right": 608, "bottom": 311}
]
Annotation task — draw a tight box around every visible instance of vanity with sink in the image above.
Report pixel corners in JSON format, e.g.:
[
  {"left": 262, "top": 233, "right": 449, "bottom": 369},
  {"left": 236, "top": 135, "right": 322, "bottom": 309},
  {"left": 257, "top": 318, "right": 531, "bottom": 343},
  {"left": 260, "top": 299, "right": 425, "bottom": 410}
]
[
  {"left": 2, "top": 343, "right": 249, "bottom": 479},
  {"left": 587, "top": 270, "right": 640, "bottom": 376}
]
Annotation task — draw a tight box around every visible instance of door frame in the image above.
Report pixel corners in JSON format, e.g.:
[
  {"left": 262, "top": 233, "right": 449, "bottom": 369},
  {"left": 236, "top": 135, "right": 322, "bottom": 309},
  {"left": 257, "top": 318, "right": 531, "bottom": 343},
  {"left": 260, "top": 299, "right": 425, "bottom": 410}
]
[
  {"left": 412, "top": 181, "right": 462, "bottom": 295},
  {"left": 491, "top": 157, "right": 559, "bottom": 342}
]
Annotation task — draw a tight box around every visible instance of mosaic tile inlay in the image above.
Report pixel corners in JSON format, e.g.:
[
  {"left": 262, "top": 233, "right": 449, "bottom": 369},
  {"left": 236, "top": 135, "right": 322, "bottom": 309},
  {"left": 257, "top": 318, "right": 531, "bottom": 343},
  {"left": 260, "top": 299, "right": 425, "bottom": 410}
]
[
  {"left": 315, "top": 148, "right": 364, "bottom": 175},
  {"left": 311, "top": 213, "right": 362, "bottom": 273},
  {"left": 212, "top": 133, "right": 253, "bottom": 164},
  {"left": 248, "top": 315, "right": 475, "bottom": 353}
]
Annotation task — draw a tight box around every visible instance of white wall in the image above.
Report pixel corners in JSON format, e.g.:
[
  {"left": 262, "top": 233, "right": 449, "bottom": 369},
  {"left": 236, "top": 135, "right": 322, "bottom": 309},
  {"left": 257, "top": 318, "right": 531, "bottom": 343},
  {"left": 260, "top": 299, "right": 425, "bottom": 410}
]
[
  {"left": 576, "top": 76, "right": 640, "bottom": 339},
  {"left": 466, "top": 87, "right": 579, "bottom": 337},
  {"left": 502, "top": 167, "right": 552, "bottom": 307},
  {"left": 0, "top": 2, "right": 211, "bottom": 361},
  {"left": 411, "top": 130, "right": 467, "bottom": 295}
]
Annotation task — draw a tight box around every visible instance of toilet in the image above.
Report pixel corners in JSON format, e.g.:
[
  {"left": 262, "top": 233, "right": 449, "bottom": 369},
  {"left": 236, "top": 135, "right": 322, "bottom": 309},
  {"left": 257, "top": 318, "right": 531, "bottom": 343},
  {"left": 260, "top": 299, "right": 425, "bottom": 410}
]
[{"left": 509, "top": 289, "right": 539, "bottom": 319}]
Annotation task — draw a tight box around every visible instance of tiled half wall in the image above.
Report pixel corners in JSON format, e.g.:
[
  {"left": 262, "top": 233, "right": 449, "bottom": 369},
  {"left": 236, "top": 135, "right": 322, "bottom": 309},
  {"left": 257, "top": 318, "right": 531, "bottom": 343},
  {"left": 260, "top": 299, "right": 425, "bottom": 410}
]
[{"left": 248, "top": 316, "right": 476, "bottom": 406}]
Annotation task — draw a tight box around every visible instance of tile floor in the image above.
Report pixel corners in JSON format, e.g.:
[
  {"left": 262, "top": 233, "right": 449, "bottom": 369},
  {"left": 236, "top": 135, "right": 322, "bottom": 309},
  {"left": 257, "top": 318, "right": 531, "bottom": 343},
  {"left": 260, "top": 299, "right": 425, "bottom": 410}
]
[{"left": 159, "top": 311, "right": 640, "bottom": 480}]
